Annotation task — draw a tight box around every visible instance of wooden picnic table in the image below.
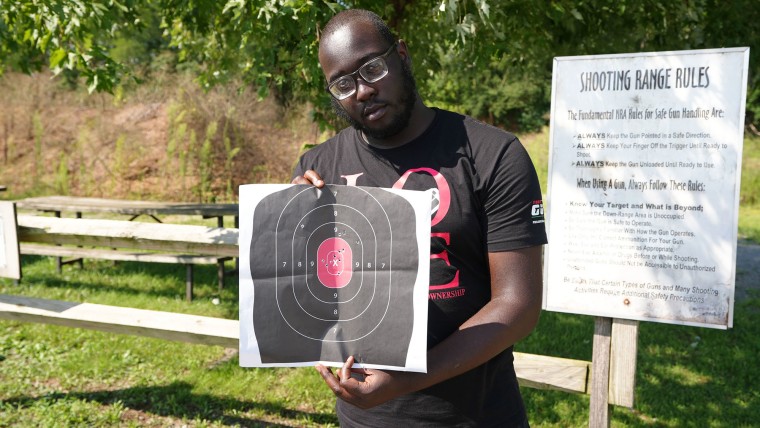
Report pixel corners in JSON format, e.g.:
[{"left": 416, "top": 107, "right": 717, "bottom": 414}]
[
  {"left": 15, "top": 196, "right": 238, "bottom": 227},
  {"left": 13, "top": 196, "right": 240, "bottom": 291}
]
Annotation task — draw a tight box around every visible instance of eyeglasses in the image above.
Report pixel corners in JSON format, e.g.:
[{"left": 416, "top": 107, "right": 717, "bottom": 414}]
[{"left": 326, "top": 42, "right": 398, "bottom": 100}]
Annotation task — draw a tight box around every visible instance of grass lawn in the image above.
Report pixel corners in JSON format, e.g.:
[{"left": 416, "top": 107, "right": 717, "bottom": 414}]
[
  {"left": 0, "top": 257, "right": 338, "bottom": 427},
  {"left": 2, "top": 244, "right": 759, "bottom": 427}
]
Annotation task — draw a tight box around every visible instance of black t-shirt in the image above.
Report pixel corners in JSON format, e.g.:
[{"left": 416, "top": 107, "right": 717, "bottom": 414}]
[{"left": 294, "top": 108, "right": 547, "bottom": 427}]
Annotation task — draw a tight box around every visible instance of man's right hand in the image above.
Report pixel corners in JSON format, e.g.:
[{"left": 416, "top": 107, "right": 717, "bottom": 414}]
[{"left": 291, "top": 169, "right": 325, "bottom": 188}]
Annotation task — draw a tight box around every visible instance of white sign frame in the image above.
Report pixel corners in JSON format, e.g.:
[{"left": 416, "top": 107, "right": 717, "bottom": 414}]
[{"left": 543, "top": 47, "right": 749, "bottom": 329}]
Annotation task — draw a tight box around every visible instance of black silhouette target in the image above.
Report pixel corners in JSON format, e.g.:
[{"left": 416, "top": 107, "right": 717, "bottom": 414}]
[{"left": 249, "top": 185, "right": 420, "bottom": 366}]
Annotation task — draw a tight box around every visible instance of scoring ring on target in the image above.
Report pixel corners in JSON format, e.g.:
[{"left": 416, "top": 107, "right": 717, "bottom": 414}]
[
  {"left": 273, "top": 189, "right": 395, "bottom": 342},
  {"left": 287, "top": 205, "right": 378, "bottom": 322},
  {"left": 303, "top": 222, "right": 365, "bottom": 304}
]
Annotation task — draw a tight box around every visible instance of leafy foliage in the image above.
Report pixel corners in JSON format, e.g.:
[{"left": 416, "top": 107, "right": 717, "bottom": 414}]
[
  {"left": 0, "top": 0, "right": 143, "bottom": 92},
  {"left": 1, "top": 0, "right": 758, "bottom": 130}
]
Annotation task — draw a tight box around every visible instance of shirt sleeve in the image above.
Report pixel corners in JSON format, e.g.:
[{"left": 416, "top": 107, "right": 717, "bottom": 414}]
[{"left": 482, "top": 135, "right": 547, "bottom": 252}]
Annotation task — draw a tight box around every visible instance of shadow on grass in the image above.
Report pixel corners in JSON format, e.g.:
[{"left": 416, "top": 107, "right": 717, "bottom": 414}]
[
  {"left": 614, "top": 296, "right": 760, "bottom": 426},
  {"left": 517, "top": 311, "right": 594, "bottom": 426},
  {"left": 2, "top": 380, "right": 338, "bottom": 427},
  {"left": 519, "top": 287, "right": 760, "bottom": 426}
]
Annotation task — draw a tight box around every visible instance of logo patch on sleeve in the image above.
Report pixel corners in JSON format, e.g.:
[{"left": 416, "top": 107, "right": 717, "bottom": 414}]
[{"left": 531, "top": 200, "right": 545, "bottom": 224}]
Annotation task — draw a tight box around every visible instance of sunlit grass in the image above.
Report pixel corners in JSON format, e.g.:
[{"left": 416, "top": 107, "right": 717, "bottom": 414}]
[
  {"left": 0, "top": 256, "right": 338, "bottom": 427},
  {"left": 739, "top": 204, "right": 760, "bottom": 243}
]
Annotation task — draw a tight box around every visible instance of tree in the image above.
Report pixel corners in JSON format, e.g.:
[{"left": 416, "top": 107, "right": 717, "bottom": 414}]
[
  {"left": 1, "top": 0, "right": 758, "bottom": 130},
  {"left": 0, "top": 1, "right": 141, "bottom": 92}
]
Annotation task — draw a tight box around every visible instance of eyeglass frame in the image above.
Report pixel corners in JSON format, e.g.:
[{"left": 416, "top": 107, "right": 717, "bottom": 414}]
[{"left": 325, "top": 42, "right": 399, "bottom": 100}]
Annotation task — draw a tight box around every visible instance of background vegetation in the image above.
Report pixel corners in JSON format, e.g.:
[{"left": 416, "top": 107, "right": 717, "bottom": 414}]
[
  {"left": 1, "top": 0, "right": 759, "bottom": 132},
  {"left": 0, "top": 71, "right": 319, "bottom": 202}
]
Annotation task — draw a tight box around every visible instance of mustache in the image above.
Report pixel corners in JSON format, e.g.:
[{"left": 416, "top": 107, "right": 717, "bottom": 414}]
[
  {"left": 330, "top": 97, "right": 387, "bottom": 121},
  {"left": 361, "top": 101, "right": 387, "bottom": 116}
]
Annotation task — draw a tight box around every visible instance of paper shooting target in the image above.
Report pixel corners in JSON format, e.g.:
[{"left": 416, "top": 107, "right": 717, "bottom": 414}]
[{"left": 247, "top": 185, "right": 425, "bottom": 367}]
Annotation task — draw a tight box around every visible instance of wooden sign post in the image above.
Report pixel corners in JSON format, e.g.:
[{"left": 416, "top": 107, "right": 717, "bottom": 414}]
[
  {"left": 590, "top": 317, "right": 639, "bottom": 428},
  {"left": 590, "top": 317, "right": 613, "bottom": 428}
]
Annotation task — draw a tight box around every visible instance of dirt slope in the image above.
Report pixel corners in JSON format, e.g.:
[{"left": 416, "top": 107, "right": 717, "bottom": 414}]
[{"left": 0, "top": 72, "right": 319, "bottom": 201}]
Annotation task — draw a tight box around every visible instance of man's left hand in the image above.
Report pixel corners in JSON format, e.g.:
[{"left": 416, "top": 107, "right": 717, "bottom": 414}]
[{"left": 315, "top": 356, "right": 409, "bottom": 409}]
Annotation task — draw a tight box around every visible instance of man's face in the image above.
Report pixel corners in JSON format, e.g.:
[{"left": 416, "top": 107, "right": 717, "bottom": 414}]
[{"left": 319, "top": 24, "right": 417, "bottom": 140}]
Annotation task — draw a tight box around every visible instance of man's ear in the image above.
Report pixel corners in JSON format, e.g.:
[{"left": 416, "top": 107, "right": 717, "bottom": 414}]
[{"left": 397, "top": 39, "right": 412, "bottom": 66}]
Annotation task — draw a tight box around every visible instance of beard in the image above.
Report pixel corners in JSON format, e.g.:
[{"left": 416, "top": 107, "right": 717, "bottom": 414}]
[{"left": 331, "top": 60, "right": 418, "bottom": 140}]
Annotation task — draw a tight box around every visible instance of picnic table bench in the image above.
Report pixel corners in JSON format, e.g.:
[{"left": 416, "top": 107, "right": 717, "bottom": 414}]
[
  {"left": 14, "top": 197, "right": 239, "bottom": 296},
  {"left": 16, "top": 214, "right": 238, "bottom": 301},
  {"left": 16, "top": 196, "right": 238, "bottom": 226}
]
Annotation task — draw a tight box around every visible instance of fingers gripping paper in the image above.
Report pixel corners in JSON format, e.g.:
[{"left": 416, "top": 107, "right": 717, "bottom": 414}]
[{"left": 239, "top": 184, "right": 431, "bottom": 372}]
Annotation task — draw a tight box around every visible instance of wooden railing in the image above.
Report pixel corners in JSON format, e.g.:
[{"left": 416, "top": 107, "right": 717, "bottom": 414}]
[
  {"left": 16, "top": 215, "right": 237, "bottom": 300},
  {"left": 2, "top": 202, "right": 636, "bottom": 427}
]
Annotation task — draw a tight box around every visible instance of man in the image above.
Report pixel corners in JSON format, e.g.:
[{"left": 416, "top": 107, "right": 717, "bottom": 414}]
[{"left": 292, "top": 8, "right": 546, "bottom": 427}]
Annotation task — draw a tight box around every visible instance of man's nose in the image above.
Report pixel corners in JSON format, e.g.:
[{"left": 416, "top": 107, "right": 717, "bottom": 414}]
[{"left": 355, "top": 79, "right": 376, "bottom": 101}]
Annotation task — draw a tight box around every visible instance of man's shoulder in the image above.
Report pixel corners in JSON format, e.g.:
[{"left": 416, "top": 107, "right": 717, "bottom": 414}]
[
  {"left": 463, "top": 115, "right": 517, "bottom": 142},
  {"left": 435, "top": 108, "right": 517, "bottom": 142},
  {"left": 303, "top": 127, "right": 357, "bottom": 157}
]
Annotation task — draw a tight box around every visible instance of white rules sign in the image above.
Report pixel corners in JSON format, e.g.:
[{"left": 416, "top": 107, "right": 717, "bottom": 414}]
[{"left": 543, "top": 47, "right": 749, "bottom": 329}]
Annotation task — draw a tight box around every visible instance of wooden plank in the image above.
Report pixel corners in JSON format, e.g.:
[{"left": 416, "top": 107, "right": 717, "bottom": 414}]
[
  {"left": 590, "top": 317, "right": 612, "bottom": 428},
  {"left": 609, "top": 318, "right": 639, "bottom": 408},
  {"left": 16, "top": 196, "right": 237, "bottom": 217},
  {"left": 0, "top": 202, "right": 21, "bottom": 280},
  {"left": 0, "top": 293, "right": 596, "bottom": 396},
  {"left": 514, "top": 352, "right": 590, "bottom": 394},
  {"left": 0, "top": 294, "right": 238, "bottom": 348},
  {"left": 21, "top": 243, "right": 230, "bottom": 265},
  {"left": 17, "top": 215, "right": 238, "bottom": 257}
]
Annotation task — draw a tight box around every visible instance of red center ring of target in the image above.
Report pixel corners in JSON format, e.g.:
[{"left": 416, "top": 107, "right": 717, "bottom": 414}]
[{"left": 317, "top": 237, "right": 353, "bottom": 288}]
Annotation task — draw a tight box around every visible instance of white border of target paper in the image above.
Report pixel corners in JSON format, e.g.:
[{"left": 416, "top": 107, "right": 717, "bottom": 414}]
[{"left": 239, "top": 183, "right": 431, "bottom": 372}]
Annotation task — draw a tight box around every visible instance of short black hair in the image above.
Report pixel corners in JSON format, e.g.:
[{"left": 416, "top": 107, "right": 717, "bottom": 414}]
[{"left": 321, "top": 9, "right": 396, "bottom": 46}]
